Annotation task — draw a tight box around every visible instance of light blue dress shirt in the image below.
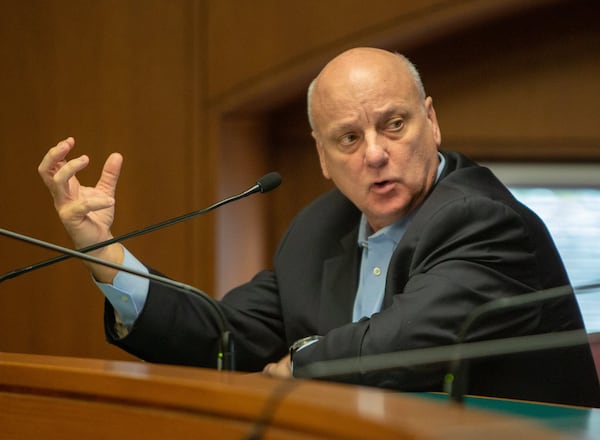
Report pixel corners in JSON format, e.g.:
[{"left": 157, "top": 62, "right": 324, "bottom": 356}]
[
  {"left": 96, "top": 247, "right": 149, "bottom": 326},
  {"left": 353, "top": 217, "right": 410, "bottom": 321},
  {"left": 99, "top": 153, "right": 446, "bottom": 327}
]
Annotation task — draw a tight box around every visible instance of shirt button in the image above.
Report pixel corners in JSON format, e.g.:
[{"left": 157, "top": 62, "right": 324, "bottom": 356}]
[
  {"left": 120, "top": 295, "right": 129, "bottom": 303},
  {"left": 373, "top": 267, "right": 382, "bottom": 276}
]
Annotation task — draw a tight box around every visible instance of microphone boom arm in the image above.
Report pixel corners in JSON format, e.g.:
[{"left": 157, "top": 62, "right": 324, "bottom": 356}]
[
  {"left": 0, "top": 227, "right": 234, "bottom": 371},
  {"left": 0, "top": 172, "right": 281, "bottom": 283},
  {"left": 445, "top": 283, "right": 599, "bottom": 403}
]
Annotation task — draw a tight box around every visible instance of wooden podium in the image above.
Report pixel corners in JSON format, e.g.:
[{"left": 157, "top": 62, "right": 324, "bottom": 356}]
[{"left": 0, "top": 351, "right": 579, "bottom": 439}]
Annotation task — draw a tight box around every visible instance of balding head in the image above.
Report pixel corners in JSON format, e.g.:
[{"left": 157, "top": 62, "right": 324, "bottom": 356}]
[{"left": 307, "top": 48, "right": 425, "bottom": 132}]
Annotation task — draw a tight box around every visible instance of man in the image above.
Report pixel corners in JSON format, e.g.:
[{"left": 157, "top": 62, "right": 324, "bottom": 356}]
[{"left": 39, "top": 47, "right": 599, "bottom": 406}]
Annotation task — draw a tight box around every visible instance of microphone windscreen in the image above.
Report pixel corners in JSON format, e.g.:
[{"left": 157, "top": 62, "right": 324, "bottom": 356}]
[{"left": 257, "top": 172, "right": 282, "bottom": 193}]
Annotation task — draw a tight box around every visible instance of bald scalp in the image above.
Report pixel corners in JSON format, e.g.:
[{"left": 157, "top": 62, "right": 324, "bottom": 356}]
[{"left": 307, "top": 48, "right": 426, "bottom": 133}]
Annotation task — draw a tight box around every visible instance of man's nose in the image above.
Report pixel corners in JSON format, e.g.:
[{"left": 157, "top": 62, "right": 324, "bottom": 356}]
[{"left": 364, "top": 135, "right": 389, "bottom": 168}]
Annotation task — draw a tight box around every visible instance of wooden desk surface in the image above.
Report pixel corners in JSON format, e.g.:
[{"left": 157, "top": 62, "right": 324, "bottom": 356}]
[{"left": 0, "top": 351, "right": 590, "bottom": 439}]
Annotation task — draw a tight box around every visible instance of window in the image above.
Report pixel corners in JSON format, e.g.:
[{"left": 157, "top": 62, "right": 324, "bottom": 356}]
[{"left": 485, "top": 163, "right": 600, "bottom": 333}]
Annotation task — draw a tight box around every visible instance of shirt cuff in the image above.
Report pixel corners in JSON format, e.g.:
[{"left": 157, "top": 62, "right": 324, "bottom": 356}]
[{"left": 95, "top": 246, "right": 150, "bottom": 327}]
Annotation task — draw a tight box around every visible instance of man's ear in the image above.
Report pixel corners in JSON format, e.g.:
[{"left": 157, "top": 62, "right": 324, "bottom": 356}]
[
  {"left": 312, "top": 131, "right": 330, "bottom": 179},
  {"left": 425, "top": 96, "right": 442, "bottom": 147}
]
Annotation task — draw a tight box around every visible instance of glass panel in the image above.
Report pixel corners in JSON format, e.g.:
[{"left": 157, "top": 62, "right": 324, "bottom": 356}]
[{"left": 509, "top": 187, "right": 600, "bottom": 333}]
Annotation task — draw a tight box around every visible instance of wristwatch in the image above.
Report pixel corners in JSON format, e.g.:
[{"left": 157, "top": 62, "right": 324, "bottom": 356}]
[{"left": 289, "top": 335, "right": 323, "bottom": 373}]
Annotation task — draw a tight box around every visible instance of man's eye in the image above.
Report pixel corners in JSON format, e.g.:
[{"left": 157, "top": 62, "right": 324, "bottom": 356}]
[
  {"left": 340, "top": 133, "right": 358, "bottom": 145},
  {"left": 388, "top": 119, "right": 404, "bottom": 130}
]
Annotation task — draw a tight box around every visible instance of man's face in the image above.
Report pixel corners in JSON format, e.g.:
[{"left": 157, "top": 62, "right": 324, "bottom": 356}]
[{"left": 311, "top": 50, "right": 442, "bottom": 231}]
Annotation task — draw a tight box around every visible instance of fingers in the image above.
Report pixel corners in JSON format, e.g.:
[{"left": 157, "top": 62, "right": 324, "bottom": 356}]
[
  {"left": 58, "top": 191, "right": 115, "bottom": 219},
  {"left": 38, "top": 137, "right": 89, "bottom": 203},
  {"left": 39, "top": 138, "right": 121, "bottom": 207},
  {"left": 262, "top": 355, "right": 292, "bottom": 378},
  {"left": 52, "top": 154, "right": 90, "bottom": 200},
  {"left": 95, "top": 152, "right": 123, "bottom": 198},
  {"left": 38, "top": 137, "right": 76, "bottom": 187}
]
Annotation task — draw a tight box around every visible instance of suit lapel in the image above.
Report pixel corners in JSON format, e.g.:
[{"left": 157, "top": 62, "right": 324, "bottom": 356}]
[
  {"left": 318, "top": 226, "right": 360, "bottom": 334},
  {"left": 381, "top": 150, "right": 465, "bottom": 309}
]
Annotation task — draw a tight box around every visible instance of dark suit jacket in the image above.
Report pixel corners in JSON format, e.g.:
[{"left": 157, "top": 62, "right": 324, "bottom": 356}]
[{"left": 106, "top": 151, "right": 600, "bottom": 407}]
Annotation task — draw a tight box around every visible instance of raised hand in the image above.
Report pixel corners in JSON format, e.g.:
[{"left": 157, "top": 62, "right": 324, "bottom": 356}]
[{"left": 38, "top": 137, "right": 124, "bottom": 281}]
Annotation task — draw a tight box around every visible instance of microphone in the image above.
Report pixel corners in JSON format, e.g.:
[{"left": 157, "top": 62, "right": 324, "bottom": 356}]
[
  {"left": 295, "top": 283, "right": 597, "bottom": 400},
  {"left": 445, "top": 282, "right": 600, "bottom": 403},
  {"left": 0, "top": 226, "right": 235, "bottom": 371},
  {"left": 0, "top": 172, "right": 282, "bottom": 283},
  {"left": 296, "top": 327, "right": 587, "bottom": 378}
]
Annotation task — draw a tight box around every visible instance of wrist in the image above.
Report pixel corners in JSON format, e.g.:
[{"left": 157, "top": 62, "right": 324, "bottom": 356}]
[
  {"left": 87, "top": 243, "right": 124, "bottom": 283},
  {"left": 289, "top": 335, "right": 323, "bottom": 374}
]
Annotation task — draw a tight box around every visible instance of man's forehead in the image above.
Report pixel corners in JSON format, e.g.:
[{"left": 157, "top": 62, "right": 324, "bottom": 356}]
[{"left": 315, "top": 65, "right": 416, "bottom": 104}]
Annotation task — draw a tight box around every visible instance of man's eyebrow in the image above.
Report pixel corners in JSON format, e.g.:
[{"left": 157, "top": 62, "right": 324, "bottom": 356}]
[
  {"left": 378, "top": 104, "right": 410, "bottom": 118},
  {"left": 327, "top": 120, "right": 359, "bottom": 135},
  {"left": 324, "top": 105, "right": 412, "bottom": 135}
]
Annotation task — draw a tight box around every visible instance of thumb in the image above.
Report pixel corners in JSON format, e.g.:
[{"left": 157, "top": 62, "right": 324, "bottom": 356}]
[{"left": 96, "top": 152, "right": 123, "bottom": 197}]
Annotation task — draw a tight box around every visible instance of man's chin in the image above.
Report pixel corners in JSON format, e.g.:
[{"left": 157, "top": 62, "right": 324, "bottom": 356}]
[{"left": 364, "top": 207, "right": 410, "bottom": 231}]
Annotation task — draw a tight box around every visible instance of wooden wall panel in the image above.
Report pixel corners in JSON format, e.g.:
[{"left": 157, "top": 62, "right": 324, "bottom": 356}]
[
  {"left": 205, "top": 0, "right": 556, "bottom": 112},
  {"left": 0, "top": 0, "right": 207, "bottom": 360},
  {"left": 409, "top": 0, "right": 600, "bottom": 161},
  {"left": 214, "top": 116, "right": 274, "bottom": 297},
  {"left": 206, "top": 0, "right": 445, "bottom": 104}
]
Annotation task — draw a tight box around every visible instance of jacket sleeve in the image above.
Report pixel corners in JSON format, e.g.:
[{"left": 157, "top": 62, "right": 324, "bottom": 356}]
[{"left": 105, "top": 268, "right": 288, "bottom": 371}]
